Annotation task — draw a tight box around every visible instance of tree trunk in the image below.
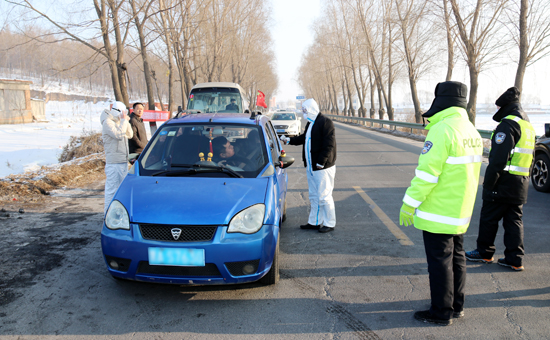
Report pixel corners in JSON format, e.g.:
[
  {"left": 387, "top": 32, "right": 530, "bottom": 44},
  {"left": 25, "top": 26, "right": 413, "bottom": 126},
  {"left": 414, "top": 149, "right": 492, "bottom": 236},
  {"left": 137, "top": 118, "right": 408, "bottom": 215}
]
[
  {"left": 467, "top": 63, "right": 479, "bottom": 124},
  {"left": 514, "top": 0, "right": 528, "bottom": 96},
  {"left": 341, "top": 80, "right": 347, "bottom": 116},
  {"left": 443, "top": 0, "right": 454, "bottom": 81}
]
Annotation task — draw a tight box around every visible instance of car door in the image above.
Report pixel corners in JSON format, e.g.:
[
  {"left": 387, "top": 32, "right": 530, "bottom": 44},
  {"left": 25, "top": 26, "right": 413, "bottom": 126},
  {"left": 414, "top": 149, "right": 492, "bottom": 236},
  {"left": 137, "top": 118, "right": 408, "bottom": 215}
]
[{"left": 264, "top": 121, "right": 287, "bottom": 221}]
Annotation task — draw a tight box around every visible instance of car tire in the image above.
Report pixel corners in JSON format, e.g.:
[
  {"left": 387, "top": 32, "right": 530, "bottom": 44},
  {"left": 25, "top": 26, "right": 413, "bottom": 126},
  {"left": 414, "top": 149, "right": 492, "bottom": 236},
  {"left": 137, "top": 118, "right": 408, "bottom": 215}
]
[
  {"left": 282, "top": 199, "right": 287, "bottom": 223},
  {"left": 259, "top": 237, "right": 279, "bottom": 285},
  {"left": 531, "top": 153, "right": 550, "bottom": 192}
]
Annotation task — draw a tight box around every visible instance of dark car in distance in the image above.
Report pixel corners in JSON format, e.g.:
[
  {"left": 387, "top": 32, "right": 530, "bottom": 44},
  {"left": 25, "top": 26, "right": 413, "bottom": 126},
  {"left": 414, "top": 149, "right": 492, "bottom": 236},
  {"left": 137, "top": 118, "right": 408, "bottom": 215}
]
[{"left": 531, "top": 123, "right": 550, "bottom": 192}]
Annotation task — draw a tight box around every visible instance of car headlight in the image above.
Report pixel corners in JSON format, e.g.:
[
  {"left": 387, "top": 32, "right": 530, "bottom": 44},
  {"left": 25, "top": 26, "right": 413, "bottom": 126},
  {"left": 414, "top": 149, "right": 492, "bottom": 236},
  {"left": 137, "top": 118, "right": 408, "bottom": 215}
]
[
  {"left": 105, "top": 200, "right": 130, "bottom": 230},
  {"left": 228, "top": 204, "right": 265, "bottom": 234}
]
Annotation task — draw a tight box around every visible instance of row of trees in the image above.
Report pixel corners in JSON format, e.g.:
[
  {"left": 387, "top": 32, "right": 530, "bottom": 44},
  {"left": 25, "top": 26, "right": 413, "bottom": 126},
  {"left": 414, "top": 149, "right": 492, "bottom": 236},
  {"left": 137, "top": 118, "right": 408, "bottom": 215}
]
[
  {"left": 2, "top": 0, "right": 278, "bottom": 112},
  {"left": 298, "top": 0, "right": 550, "bottom": 123}
]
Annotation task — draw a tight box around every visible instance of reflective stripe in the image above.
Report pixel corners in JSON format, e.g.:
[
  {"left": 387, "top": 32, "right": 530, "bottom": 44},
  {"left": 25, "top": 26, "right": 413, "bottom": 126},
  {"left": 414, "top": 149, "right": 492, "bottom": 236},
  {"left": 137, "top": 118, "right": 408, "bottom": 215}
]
[
  {"left": 403, "top": 194, "right": 422, "bottom": 208},
  {"left": 446, "top": 155, "right": 482, "bottom": 164},
  {"left": 513, "top": 147, "right": 534, "bottom": 154},
  {"left": 509, "top": 116, "right": 521, "bottom": 122},
  {"left": 416, "top": 210, "right": 471, "bottom": 226},
  {"left": 503, "top": 165, "right": 530, "bottom": 173},
  {"left": 415, "top": 169, "right": 438, "bottom": 183}
]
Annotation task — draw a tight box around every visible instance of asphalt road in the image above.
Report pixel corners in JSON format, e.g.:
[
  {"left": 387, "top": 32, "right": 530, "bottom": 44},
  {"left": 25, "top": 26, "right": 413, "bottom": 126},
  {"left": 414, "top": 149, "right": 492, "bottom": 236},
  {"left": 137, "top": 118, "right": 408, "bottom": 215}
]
[{"left": 1, "top": 121, "right": 549, "bottom": 339}]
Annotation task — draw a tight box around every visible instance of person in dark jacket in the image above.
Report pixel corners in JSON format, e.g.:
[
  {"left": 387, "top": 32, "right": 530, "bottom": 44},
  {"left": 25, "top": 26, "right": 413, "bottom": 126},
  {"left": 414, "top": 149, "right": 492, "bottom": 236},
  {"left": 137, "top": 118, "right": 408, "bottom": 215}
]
[
  {"left": 466, "top": 87, "right": 536, "bottom": 271},
  {"left": 280, "top": 98, "right": 337, "bottom": 233},
  {"left": 128, "top": 102, "right": 148, "bottom": 154}
]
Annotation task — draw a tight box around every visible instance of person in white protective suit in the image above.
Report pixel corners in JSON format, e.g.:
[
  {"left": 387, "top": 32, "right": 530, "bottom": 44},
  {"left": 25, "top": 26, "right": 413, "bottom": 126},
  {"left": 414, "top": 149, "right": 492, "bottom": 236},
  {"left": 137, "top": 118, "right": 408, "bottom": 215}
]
[
  {"left": 281, "top": 98, "right": 337, "bottom": 233},
  {"left": 100, "top": 101, "right": 133, "bottom": 215}
]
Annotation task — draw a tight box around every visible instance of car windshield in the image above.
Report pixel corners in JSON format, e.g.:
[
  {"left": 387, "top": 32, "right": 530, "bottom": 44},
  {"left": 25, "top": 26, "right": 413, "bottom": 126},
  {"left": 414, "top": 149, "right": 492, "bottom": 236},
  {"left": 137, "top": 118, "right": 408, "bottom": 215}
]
[
  {"left": 139, "top": 123, "right": 267, "bottom": 178},
  {"left": 272, "top": 113, "right": 296, "bottom": 120},
  {"left": 187, "top": 87, "right": 243, "bottom": 113}
]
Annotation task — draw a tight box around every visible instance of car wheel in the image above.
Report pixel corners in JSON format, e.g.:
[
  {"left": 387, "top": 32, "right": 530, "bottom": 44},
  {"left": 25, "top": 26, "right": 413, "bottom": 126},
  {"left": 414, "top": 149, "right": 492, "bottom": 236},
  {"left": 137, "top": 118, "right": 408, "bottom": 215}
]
[
  {"left": 259, "top": 237, "right": 279, "bottom": 285},
  {"left": 531, "top": 153, "right": 550, "bottom": 192},
  {"left": 282, "top": 199, "right": 287, "bottom": 223}
]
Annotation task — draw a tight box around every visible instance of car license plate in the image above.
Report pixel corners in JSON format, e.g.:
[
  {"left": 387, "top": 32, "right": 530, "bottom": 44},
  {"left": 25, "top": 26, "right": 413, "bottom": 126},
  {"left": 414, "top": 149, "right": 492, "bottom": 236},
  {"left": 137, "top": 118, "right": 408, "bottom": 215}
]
[
  {"left": 277, "top": 129, "right": 285, "bottom": 133},
  {"left": 148, "top": 247, "right": 205, "bottom": 266}
]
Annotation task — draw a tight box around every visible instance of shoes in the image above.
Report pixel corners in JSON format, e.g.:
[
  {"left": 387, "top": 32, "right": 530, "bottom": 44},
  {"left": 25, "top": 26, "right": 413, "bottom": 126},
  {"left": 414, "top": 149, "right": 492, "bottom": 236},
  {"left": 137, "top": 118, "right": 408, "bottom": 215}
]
[
  {"left": 497, "top": 258, "right": 524, "bottom": 271},
  {"left": 300, "top": 223, "right": 320, "bottom": 230},
  {"left": 453, "top": 311, "right": 464, "bottom": 318},
  {"left": 318, "top": 226, "right": 334, "bottom": 233},
  {"left": 414, "top": 310, "right": 452, "bottom": 326},
  {"left": 465, "top": 249, "right": 494, "bottom": 263}
]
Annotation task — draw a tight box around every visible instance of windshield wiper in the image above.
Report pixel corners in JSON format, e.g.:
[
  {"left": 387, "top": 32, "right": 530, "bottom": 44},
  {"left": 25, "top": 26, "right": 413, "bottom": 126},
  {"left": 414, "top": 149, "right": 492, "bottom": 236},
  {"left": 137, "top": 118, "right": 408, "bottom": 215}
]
[
  {"left": 150, "top": 164, "right": 243, "bottom": 178},
  {"left": 192, "top": 164, "right": 243, "bottom": 178}
]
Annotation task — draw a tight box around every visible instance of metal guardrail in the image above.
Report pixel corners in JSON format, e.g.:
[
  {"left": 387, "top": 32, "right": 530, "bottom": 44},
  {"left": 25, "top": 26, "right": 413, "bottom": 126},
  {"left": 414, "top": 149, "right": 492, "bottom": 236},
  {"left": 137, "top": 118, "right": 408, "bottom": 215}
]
[{"left": 326, "top": 114, "right": 493, "bottom": 139}]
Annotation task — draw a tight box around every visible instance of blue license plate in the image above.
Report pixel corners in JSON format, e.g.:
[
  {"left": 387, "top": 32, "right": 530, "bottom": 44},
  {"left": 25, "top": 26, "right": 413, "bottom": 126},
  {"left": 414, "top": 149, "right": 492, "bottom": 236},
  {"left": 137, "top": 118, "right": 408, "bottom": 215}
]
[
  {"left": 277, "top": 129, "right": 285, "bottom": 133},
  {"left": 148, "top": 247, "right": 205, "bottom": 266}
]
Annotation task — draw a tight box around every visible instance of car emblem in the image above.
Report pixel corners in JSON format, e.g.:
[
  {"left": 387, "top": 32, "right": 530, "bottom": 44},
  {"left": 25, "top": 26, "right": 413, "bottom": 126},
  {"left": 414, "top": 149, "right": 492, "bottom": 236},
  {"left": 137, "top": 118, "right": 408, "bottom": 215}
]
[{"left": 171, "top": 228, "right": 182, "bottom": 240}]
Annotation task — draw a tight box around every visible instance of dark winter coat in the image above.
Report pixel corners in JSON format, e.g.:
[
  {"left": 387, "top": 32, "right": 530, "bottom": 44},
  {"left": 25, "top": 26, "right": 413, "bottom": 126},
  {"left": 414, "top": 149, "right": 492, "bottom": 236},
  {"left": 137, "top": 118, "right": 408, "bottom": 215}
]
[
  {"left": 289, "top": 113, "right": 337, "bottom": 170},
  {"left": 128, "top": 113, "right": 148, "bottom": 154},
  {"left": 483, "top": 103, "right": 530, "bottom": 204}
]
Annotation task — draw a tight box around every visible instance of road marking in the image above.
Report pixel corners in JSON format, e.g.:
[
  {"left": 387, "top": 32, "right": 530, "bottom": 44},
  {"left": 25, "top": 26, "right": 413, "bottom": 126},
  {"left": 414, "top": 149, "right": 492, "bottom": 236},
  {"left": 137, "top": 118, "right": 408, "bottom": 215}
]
[{"left": 353, "top": 186, "right": 414, "bottom": 246}]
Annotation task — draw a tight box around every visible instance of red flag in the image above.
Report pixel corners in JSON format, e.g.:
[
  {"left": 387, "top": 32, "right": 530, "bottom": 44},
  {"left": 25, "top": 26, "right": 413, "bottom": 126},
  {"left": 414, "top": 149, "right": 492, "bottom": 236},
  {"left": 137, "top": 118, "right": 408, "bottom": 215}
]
[{"left": 256, "top": 90, "right": 267, "bottom": 108}]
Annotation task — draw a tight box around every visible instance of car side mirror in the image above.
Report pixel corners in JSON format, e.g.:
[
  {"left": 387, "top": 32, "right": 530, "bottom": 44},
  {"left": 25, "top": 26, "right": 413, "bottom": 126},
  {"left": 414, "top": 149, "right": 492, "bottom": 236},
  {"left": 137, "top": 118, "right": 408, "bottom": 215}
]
[
  {"left": 277, "top": 155, "right": 295, "bottom": 169},
  {"left": 545, "top": 123, "right": 550, "bottom": 138}
]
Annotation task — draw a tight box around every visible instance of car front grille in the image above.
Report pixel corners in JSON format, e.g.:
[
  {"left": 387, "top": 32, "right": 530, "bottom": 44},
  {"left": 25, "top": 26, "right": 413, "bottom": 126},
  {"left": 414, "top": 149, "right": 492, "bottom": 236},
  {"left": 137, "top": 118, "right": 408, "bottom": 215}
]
[
  {"left": 274, "top": 125, "right": 288, "bottom": 129},
  {"left": 139, "top": 224, "right": 217, "bottom": 242},
  {"left": 137, "top": 262, "right": 222, "bottom": 277}
]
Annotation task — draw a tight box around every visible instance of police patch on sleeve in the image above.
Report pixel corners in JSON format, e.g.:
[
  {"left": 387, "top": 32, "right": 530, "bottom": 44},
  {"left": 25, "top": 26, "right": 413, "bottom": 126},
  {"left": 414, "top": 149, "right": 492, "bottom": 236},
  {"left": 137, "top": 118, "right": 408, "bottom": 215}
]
[
  {"left": 495, "top": 132, "right": 506, "bottom": 144},
  {"left": 422, "top": 141, "right": 433, "bottom": 155}
]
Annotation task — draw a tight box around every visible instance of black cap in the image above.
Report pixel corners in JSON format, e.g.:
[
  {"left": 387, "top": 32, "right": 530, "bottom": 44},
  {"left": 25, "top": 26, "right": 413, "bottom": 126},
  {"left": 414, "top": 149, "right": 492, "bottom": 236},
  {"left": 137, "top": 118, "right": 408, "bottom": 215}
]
[
  {"left": 422, "top": 81, "right": 468, "bottom": 118},
  {"left": 495, "top": 87, "right": 520, "bottom": 108}
]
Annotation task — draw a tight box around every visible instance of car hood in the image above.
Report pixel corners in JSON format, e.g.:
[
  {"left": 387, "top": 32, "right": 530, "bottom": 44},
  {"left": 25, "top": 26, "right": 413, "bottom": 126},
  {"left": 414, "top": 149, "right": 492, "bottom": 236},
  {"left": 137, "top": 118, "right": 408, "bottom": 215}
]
[{"left": 118, "top": 176, "right": 269, "bottom": 225}]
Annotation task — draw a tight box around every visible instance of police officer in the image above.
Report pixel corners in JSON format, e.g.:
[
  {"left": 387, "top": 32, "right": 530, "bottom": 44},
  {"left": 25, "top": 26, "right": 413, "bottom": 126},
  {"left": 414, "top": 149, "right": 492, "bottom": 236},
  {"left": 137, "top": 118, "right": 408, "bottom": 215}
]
[
  {"left": 465, "top": 87, "right": 535, "bottom": 271},
  {"left": 400, "top": 81, "right": 483, "bottom": 325}
]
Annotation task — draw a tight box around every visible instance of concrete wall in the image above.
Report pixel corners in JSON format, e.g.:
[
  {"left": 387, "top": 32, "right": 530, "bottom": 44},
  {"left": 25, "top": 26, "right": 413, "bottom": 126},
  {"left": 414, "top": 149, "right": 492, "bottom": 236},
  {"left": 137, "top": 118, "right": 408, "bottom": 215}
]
[
  {"left": 31, "top": 98, "right": 46, "bottom": 121},
  {"left": 0, "top": 79, "right": 33, "bottom": 124}
]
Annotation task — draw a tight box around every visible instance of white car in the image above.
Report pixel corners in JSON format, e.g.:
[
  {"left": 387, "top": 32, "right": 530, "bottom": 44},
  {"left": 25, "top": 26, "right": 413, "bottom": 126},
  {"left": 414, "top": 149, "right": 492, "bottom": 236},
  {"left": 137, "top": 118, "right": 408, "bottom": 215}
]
[{"left": 271, "top": 111, "right": 302, "bottom": 137}]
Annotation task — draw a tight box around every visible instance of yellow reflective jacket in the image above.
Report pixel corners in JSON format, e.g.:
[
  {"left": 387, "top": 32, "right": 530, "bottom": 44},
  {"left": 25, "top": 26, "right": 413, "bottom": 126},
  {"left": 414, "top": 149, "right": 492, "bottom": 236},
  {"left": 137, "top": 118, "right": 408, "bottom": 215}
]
[
  {"left": 403, "top": 107, "right": 483, "bottom": 234},
  {"left": 501, "top": 115, "right": 535, "bottom": 176}
]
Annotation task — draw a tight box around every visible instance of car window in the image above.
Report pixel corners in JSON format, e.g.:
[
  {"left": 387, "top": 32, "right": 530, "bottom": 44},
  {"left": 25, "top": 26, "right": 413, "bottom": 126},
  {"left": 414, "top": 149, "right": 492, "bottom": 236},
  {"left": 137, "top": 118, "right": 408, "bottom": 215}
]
[
  {"left": 272, "top": 113, "right": 296, "bottom": 121},
  {"left": 267, "top": 121, "right": 282, "bottom": 154},
  {"left": 263, "top": 121, "right": 280, "bottom": 163},
  {"left": 139, "top": 124, "right": 267, "bottom": 178},
  {"left": 187, "top": 87, "right": 242, "bottom": 113}
]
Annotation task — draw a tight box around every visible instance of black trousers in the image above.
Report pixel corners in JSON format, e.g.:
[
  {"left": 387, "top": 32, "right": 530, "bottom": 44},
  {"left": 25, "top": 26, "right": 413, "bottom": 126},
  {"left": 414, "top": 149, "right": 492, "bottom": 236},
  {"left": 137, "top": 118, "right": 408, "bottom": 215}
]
[
  {"left": 422, "top": 231, "right": 466, "bottom": 320},
  {"left": 477, "top": 200, "right": 524, "bottom": 267}
]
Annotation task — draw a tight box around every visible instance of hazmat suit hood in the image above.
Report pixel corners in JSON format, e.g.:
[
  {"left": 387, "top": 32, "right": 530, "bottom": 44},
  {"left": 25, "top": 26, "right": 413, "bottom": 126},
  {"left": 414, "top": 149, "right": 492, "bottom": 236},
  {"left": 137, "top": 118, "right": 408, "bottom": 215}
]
[
  {"left": 100, "top": 109, "right": 119, "bottom": 125},
  {"left": 302, "top": 98, "right": 320, "bottom": 123}
]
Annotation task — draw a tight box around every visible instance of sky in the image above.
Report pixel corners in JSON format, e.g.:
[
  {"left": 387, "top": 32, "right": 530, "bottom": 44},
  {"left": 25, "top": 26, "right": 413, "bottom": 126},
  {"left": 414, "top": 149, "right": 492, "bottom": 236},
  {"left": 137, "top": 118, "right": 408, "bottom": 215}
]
[{"left": 270, "top": 0, "right": 322, "bottom": 105}]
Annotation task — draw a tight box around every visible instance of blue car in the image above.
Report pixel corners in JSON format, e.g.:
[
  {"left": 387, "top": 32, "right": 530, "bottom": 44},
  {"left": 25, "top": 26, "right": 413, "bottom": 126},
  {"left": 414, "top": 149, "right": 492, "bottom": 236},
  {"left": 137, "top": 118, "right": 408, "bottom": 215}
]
[{"left": 101, "top": 112, "right": 294, "bottom": 285}]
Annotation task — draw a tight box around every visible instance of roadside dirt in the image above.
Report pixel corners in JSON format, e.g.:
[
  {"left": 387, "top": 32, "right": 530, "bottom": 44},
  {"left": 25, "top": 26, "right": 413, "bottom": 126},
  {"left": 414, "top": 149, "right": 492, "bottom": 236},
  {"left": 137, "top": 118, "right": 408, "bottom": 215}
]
[{"left": 0, "top": 153, "right": 107, "bottom": 307}]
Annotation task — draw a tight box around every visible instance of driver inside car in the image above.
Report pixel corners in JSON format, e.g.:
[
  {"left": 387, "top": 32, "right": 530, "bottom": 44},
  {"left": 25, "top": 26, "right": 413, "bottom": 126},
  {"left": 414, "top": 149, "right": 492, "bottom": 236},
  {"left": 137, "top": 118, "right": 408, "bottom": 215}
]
[{"left": 212, "top": 136, "right": 252, "bottom": 170}]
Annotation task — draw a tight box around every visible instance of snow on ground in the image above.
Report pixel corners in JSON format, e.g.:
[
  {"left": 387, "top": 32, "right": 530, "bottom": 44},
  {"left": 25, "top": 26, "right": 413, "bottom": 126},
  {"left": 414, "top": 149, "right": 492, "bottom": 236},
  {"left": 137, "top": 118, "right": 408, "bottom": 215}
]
[{"left": 0, "top": 100, "right": 108, "bottom": 178}]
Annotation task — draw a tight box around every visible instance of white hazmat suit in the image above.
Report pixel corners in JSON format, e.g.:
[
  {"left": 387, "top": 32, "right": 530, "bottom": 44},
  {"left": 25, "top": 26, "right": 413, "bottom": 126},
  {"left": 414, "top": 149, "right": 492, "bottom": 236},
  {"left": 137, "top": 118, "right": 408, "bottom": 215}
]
[
  {"left": 284, "top": 99, "right": 336, "bottom": 230},
  {"left": 100, "top": 101, "right": 133, "bottom": 215}
]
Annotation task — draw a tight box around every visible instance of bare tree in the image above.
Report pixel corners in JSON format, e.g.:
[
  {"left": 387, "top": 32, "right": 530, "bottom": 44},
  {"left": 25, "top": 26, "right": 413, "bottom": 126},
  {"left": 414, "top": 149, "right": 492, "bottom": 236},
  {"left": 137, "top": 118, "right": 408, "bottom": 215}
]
[
  {"left": 7, "top": 0, "right": 132, "bottom": 105},
  {"left": 449, "top": 0, "right": 508, "bottom": 123},
  {"left": 505, "top": 0, "right": 550, "bottom": 94},
  {"left": 442, "top": 0, "right": 455, "bottom": 81},
  {"left": 394, "top": 0, "right": 437, "bottom": 122}
]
